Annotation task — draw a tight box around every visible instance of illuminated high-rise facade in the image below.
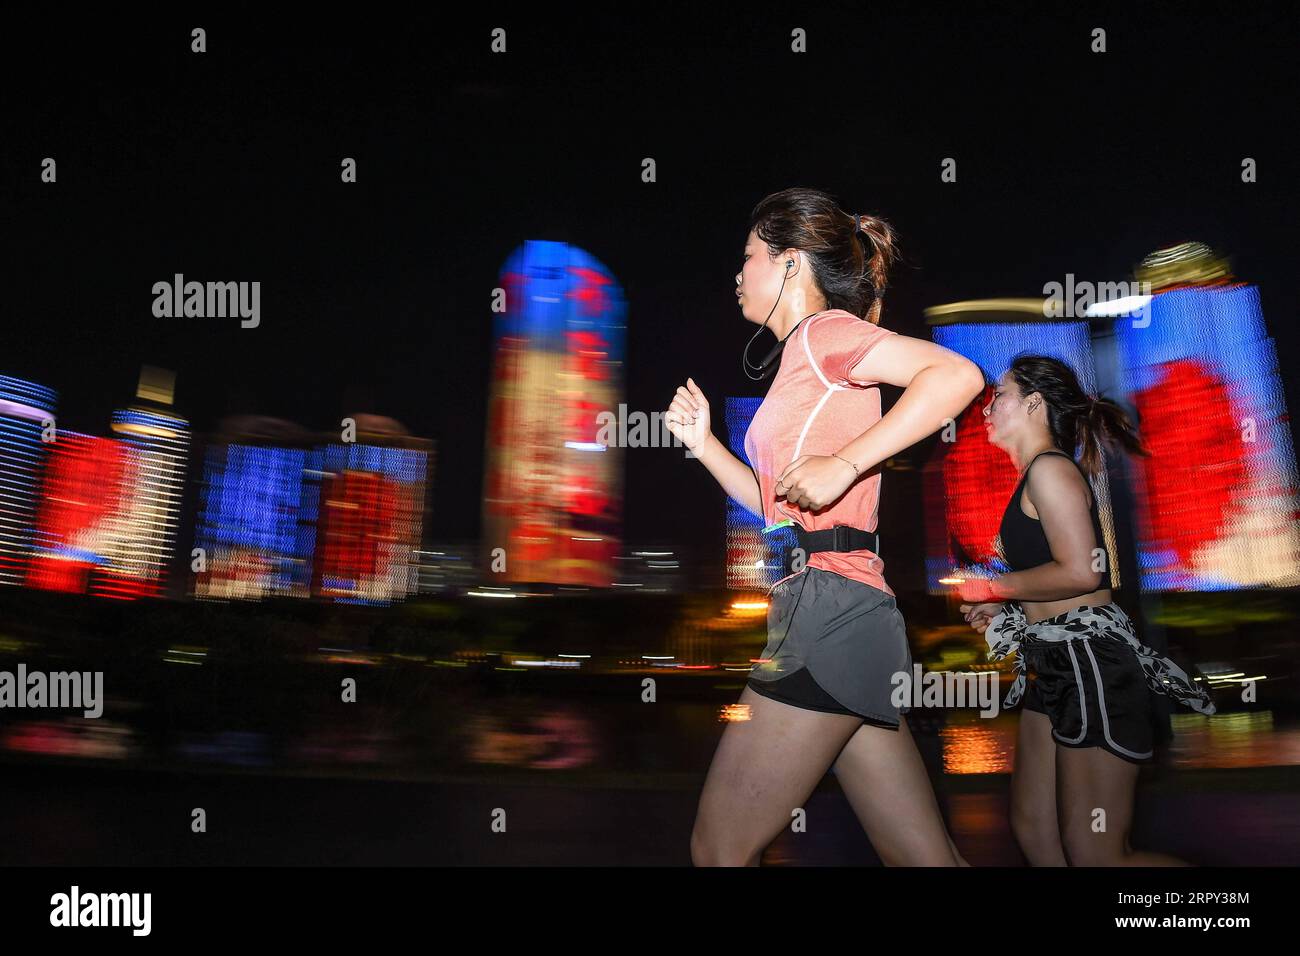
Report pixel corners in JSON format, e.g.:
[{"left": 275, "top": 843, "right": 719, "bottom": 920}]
[
  {"left": 313, "top": 430, "right": 430, "bottom": 605},
  {"left": 193, "top": 429, "right": 323, "bottom": 601},
  {"left": 0, "top": 376, "right": 57, "bottom": 587},
  {"left": 1110, "top": 243, "right": 1300, "bottom": 590},
  {"left": 482, "top": 240, "right": 626, "bottom": 587},
  {"left": 101, "top": 367, "right": 191, "bottom": 599},
  {"left": 26, "top": 431, "right": 130, "bottom": 594}
]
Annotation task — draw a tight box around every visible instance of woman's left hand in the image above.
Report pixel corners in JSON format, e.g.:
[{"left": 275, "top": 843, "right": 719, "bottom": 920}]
[{"left": 775, "top": 454, "right": 859, "bottom": 511}]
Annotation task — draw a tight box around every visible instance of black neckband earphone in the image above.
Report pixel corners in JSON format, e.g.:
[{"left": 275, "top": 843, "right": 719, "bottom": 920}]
[{"left": 742, "top": 258, "right": 819, "bottom": 381}]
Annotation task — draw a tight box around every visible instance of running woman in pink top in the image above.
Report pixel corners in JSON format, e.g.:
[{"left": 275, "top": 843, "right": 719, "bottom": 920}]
[{"left": 666, "top": 188, "right": 985, "bottom": 867}]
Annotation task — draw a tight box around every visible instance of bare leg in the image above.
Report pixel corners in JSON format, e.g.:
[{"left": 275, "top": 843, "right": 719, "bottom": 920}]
[
  {"left": 1010, "top": 710, "right": 1067, "bottom": 865},
  {"left": 1056, "top": 744, "right": 1188, "bottom": 866},
  {"left": 947, "top": 833, "right": 971, "bottom": 867},
  {"left": 691, "top": 685, "right": 867, "bottom": 866},
  {"left": 831, "top": 716, "right": 963, "bottom": 866}
]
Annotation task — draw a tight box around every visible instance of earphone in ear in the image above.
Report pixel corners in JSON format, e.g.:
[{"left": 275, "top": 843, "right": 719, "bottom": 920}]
[{"left": 742, "top": 254, "right": 815, "bottom": 381}]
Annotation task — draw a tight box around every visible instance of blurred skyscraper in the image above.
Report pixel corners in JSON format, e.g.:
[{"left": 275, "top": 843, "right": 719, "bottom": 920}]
[
  {"left": 26, "top": 430, "right": 130, "bottom": 594},
  {"left": 1107, "top": 243, "right": 1300, "bottom": 590},
  {"left": 0, "top": 376, "right": 56, "bottom": 587},
  {"left": 192, "top": 413, "right": 432, "bottom": 605},
  {"left": 482, "top": 240, "right": 626, "bottom": 588},
  {"left": 314, "top": 416, "right": 431, "bottom": 605},
  {"left": 193, "top": 416, "right": 323, "bottom": 601},
  {"left": 100, "top": 366, "right": 191, "bottom": 599}
]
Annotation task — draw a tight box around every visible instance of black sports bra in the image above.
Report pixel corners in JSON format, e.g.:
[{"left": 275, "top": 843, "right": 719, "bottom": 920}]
[{"left": 998, "top": 449, "right": 1108, "bottom": 573}]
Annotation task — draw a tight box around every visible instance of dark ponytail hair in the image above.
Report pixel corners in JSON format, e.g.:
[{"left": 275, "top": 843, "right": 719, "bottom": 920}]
[
  {"left": 748, "top": 187, "right": 898, "bottom": 324},
  {"left": 1007, "top": 354, "right": 1150, "bottom": 478}
]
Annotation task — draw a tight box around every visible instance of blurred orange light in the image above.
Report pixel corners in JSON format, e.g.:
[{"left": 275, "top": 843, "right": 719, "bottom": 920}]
[{"left": 720, "top": 704, "right": 752, "bottom": 722}]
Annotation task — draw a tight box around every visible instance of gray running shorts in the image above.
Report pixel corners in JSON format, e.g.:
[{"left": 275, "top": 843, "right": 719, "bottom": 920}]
[{"left": 746, "top": 567, "right": 913, "bottom": 726}]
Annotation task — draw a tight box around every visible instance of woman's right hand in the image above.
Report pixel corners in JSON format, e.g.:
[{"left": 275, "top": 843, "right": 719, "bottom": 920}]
[
  {"left": 665, "top": 377, "right": 712, "bottom": 453},
  {"left": 959, "top": 602, "right": 1004, "bottom": 635}
]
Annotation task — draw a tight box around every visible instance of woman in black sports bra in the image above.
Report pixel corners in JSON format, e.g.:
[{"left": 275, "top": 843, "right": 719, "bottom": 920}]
[{"left": 959, "top": 355, "right": 1215, "bottom": 866}]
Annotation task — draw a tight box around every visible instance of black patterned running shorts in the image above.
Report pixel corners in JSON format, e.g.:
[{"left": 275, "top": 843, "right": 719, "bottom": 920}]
[{"left": 1021, "top": 635, "right": 1155, "bottom": 763}]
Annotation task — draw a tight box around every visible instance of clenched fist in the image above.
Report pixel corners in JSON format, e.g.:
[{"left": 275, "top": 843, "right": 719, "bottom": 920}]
[
  {"left": 665, "top": 377, "right": 712, "bottom": 452},
  {"left": 774, "top": 454, "right": 859, "bottom": 512},
  {"left": 959, "top": 602, "right": 1004, "bottom": 635}
]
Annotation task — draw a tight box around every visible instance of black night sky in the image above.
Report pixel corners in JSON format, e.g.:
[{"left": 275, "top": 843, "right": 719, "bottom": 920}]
[{"left": 3, "top": 6, "right": 1296, "bottom": 588}]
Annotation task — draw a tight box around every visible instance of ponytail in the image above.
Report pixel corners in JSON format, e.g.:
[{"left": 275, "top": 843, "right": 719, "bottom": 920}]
[
  {"left": 852, "top": 213, "right": 898, "bottom": 325},
  {"left": 1077, "top": 395, "right": 1150, "bottom": 477}
]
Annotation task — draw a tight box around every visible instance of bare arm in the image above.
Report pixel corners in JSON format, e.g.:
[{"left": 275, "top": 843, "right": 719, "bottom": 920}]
[
  {"left": 833, "top": 335, "right": 987, "bottom": 473},
  {"left": 695, "top": 434, "right": 764, "bottom": 520},
  {"left": 665, "top": 378, "right": 763, "bottom": 520},
  {"left": 989, "top": 456, "right": 1103, "bottom": 601}
]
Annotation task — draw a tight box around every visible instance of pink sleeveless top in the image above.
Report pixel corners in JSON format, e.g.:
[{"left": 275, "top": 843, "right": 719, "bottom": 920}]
[{"left": 743, "top": 309, "right": 898, "bottom": 596}]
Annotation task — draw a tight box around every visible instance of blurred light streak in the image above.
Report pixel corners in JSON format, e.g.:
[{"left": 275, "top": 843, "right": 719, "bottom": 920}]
[{"left": 720, "top": 704, "right": 752, "bottom": 722}]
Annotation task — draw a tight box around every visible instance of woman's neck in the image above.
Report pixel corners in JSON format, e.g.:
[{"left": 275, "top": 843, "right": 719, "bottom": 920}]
[
  {"left": 773, "top": 306, "right": 826, "bottom": 341},
  {"left": 1012, "top": 437, "right": 1059, "bottom": 473}
]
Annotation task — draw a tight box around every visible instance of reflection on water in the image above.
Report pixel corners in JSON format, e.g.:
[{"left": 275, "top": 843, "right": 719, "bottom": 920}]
[
  {"left": 2, "top": 718, "right": 136, "bottom": 760},
  {"left": 940, "top": 717, "right": 1015, "bottom": 775},
  {"left": 1167, "top": 711, "right": 1300, "bottom": 769},
  {"left": 465, "top": 706, "right": 600, "bottom": 769},
  {"left": 939, "top": 709, "right": 1300, "bottom": 773}
]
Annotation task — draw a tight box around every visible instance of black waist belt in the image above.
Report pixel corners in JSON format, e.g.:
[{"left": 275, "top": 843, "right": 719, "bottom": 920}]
[{"left": 793, "top": 524, "right": 880, "bottom": 557}]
